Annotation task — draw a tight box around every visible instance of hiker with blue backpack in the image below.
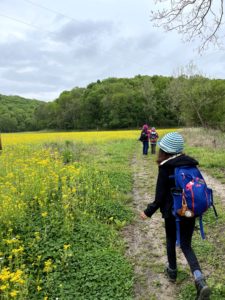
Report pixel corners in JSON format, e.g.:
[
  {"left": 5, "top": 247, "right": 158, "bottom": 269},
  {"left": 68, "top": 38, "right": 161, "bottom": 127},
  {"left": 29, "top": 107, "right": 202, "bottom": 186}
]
[{"left": 140, "top": 132, "right": 217, "bottom": 300}]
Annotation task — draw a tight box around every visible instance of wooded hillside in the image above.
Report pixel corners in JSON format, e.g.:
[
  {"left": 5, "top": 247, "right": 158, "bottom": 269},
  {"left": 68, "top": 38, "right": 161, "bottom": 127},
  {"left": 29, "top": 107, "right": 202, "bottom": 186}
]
[
  {"left": 1, "top": 74, "right": 225, "bottom": 132},
  {"left": 36, "top": 75, "right": 225, "bottom": 131},
  {"left": 0, "top": 94, "right": 44, "bottom": 132}
]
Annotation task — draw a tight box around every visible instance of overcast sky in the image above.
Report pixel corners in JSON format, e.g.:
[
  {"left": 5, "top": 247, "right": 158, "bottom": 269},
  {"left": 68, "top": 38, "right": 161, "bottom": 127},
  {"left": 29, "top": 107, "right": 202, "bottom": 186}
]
[{"left": 1, "top": 0, "right": 225, "bottom": 101}]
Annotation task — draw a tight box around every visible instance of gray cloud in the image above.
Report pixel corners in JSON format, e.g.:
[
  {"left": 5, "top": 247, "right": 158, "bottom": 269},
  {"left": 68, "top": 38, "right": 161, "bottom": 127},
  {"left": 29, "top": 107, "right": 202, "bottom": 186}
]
[
  {"left": 0, "top": 28, "right": 191, "bottom": 100},
  {"left": 2, "top": 68, "right": 63, "bottom": 86},
  {"left": 52, "top": 19, "right": 115, "bottom": 43}
]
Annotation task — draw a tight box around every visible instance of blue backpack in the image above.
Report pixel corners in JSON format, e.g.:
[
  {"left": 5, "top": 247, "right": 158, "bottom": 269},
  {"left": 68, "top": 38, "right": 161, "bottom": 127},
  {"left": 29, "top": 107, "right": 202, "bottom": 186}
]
[{"left": 171, "top": 166, "right": 218, "bottom": 246}]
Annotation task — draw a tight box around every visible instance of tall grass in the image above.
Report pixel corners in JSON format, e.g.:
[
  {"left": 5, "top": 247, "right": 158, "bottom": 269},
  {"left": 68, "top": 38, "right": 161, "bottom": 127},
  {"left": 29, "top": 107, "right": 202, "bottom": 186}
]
[
  {"left": 182, "top": 127, "right": 225, "bottom": 183},
  {"left": 182, "top": 127, "right": 225, "bottom": 150}
]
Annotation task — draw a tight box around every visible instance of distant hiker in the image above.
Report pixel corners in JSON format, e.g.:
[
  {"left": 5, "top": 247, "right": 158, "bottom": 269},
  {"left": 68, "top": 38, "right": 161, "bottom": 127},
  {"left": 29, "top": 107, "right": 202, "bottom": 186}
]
[
  {"left": 140, "top": 132, "right": 211, "bottom": 300},
  {"left": 139, "top": 124, "right": 150, "bottom": 155},
  {"left": 149, "top": 127, "right": 159, "bottom": 154}
]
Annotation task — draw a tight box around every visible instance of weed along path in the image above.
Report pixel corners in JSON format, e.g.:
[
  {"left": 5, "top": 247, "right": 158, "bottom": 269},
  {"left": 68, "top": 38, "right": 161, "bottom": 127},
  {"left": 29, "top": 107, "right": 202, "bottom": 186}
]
[{"left": 123, "top": 151, "right": 187, "bottom": 300}]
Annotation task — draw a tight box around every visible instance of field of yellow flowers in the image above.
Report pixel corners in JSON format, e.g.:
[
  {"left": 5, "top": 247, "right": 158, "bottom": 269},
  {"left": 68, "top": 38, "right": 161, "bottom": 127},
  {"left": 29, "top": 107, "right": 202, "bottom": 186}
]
[
  {"left": 0, "top": 130, "right": 140, "bottom": 299},
  {"left": 0, "top": 129, "right": 173, "bottom": 299}
]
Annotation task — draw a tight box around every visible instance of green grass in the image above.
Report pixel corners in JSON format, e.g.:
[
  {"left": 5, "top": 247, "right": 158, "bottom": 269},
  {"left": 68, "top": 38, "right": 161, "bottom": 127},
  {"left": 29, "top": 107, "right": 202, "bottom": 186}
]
[{"left": 0, "top": 139, "right": 137, "bottom": 299}]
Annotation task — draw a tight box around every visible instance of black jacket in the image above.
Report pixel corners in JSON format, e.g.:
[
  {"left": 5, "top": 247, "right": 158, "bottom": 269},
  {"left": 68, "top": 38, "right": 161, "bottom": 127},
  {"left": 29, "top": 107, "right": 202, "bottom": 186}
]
[{"left": 144, "top": 154, "right": 199, "bottom": 218}]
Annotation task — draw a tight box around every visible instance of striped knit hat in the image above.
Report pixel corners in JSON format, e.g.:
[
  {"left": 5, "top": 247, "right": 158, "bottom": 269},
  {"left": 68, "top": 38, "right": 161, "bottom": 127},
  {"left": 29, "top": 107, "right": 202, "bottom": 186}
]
[{"left": 158, "top": 132, "right": 184, "bottom": 154}]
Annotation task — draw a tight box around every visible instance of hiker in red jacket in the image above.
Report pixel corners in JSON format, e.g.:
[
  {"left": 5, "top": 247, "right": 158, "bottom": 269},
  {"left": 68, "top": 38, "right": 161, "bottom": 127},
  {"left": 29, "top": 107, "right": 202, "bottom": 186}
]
[
  {"left": 139, "top": 124, "right": 150, "bottom": 155},
  {"left": 140, "top": 132, "right": 211, "bottom": 300}
]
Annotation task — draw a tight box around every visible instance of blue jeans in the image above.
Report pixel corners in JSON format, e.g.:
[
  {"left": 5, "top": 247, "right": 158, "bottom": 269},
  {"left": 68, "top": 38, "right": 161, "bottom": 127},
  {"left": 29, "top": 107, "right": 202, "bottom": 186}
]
[
  {"left": 165, "top": 216, "right": 201, "bottom": 273},
  {"left": 143, "top": 141, "right": 149, "bottom": 155}
]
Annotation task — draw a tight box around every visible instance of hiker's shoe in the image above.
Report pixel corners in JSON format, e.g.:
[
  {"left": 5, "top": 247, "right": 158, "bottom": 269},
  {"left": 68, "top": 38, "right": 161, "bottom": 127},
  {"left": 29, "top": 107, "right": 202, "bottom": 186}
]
[
  {"left": 165, "top": 267, "right": 177, "bottom": 283},
  {"left": 195, "top": 278, "right": 211, "bottom": 300}
]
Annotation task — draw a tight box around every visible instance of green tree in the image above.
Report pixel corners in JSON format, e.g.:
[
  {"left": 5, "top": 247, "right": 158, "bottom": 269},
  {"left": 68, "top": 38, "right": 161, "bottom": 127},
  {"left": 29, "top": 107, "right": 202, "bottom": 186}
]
[
  {"left": 0, "top": 114, "right": 18, "bottom": 132},
  {"left": 168, "top": 75, "right": 213, "bottom": 127}
]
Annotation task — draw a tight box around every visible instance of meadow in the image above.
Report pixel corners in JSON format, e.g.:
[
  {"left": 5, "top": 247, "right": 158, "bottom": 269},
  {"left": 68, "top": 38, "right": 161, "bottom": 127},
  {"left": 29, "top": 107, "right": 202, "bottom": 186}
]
[
  {"left": 0, "top": 128, "right": 225, "bottom": 299},
  {"left": 0, "top": 130, "right": 144, "bottom": 299}
]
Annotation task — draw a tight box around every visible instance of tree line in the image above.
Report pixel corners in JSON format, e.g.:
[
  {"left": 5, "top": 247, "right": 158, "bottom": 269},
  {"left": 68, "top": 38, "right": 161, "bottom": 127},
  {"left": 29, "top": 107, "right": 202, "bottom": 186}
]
[{"left": 1, "top": 75, "right": 225, "bottom": 132}]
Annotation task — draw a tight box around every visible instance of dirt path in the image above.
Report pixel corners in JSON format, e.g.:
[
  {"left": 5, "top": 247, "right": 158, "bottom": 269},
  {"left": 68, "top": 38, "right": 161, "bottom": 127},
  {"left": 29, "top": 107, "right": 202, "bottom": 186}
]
[
  {"left": 123, "top": 149, "right": 225, "bottom": 300},
  {"left": 201, "top": 171, "right": 225, "bottom": 205}
]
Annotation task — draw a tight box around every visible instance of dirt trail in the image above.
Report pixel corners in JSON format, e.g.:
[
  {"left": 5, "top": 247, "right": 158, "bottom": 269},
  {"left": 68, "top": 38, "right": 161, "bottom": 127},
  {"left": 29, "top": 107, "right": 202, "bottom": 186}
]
[
  {"left": 201, "top": 171, "right": 225, "bottom": 204},
  {"left": 123, "top": 150, "right": 225, "bottom": 300}
]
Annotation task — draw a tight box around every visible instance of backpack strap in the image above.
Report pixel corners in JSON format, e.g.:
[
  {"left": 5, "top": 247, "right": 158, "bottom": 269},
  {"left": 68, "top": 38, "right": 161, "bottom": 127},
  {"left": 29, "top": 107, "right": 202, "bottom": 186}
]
[
  {"left": 212, "top": 204, "right": 218, "bottom": 219},
  {"left": 171, "top": 167, "right": 181, "bottom": 247},
  {"left": 199, "top": 216, "right": 205, "bottom": 240},
  {"left": 210, "top": 189, "right": 218, "bottom": 219}
]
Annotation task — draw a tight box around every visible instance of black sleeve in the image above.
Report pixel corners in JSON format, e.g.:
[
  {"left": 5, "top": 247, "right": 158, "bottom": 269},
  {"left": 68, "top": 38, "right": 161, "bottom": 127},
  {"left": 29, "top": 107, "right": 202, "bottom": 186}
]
[{"left": 144, "top": 167, "right": 169, "bottom": 218}]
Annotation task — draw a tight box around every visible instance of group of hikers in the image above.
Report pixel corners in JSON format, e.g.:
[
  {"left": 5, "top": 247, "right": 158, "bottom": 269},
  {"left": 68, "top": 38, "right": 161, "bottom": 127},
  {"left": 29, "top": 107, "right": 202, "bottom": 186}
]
[
  {"left": 138, "top": 127, "right": 212, "bottom": 300},
  {"left": 139, "top": 124, "right": 159, "bottom": 155}
]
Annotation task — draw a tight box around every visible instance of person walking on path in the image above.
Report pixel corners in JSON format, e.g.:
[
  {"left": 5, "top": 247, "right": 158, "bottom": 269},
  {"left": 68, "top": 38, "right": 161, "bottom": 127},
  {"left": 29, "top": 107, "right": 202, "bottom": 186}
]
[
  {"left": 140, "top": 132, "right": 211, "bottom": 300},
  {"left": 149, "top": 127, "right": 159, "bottom": 154},
  {"left": 139, "top": 124, "right": 150, "bottom": 155}
]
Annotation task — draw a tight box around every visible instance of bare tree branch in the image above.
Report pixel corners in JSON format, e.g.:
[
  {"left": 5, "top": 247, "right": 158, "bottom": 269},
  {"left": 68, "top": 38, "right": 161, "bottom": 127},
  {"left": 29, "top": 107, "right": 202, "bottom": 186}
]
[{"left": 151, "top": 0, "right": 224, "bottom": 51}]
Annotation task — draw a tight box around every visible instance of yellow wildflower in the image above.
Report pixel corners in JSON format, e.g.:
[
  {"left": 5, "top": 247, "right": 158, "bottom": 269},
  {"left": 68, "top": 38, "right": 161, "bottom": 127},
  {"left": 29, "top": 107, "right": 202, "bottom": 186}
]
[
  {"left": 0, "top": 284, "right": 8, "bottom": 291},
  {"left": 43, "top": 259, "right": 53, "bottom": 273},
  {"left": 0, "top": 267, "right": 11, "bottom": 281},
  {"left": 37, "top": 255, "right": 42, "bottom": 261},
  {"left": 37, "top": 159, "right": 49, "bottom": 166},
  {"left": 7, "top": 172, "right": 14, "bottom": 178},
  {"left": 37, "top": 285, "right": 42, "bottom": 292},
  {"left": 4, "top": 238, "right": 19, "bottom": 245},
  {"left": 10, "top": 290, "right": 19, "bottom": 297},
  {"left": 10, "top": 269, "right": 24, "bottom": 285},
  {"left": 11, "top": 246, "right": 24, "bottom": 255},
  {"left": 34, "top": 232, "right": 41, "bottom": 240},
  {"left": 41, "top": 212, "right": 48, "bottom": 217},
  {"left": 63, "top": 244, "right": 71, "bottom": 250}
]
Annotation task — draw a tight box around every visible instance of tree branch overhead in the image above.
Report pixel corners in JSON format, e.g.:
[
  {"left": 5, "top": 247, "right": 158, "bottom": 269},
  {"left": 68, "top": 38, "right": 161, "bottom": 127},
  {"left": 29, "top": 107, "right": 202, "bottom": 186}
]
[{"left": 151, "top": 0, "right": 224, "bottom": 50}]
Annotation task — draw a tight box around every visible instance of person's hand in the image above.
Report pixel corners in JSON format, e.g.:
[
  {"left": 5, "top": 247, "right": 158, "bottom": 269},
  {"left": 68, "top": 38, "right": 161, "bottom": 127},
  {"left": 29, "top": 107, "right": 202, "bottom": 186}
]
[{"left": 140, "top": 211, "right": 148, "bottom": 220}]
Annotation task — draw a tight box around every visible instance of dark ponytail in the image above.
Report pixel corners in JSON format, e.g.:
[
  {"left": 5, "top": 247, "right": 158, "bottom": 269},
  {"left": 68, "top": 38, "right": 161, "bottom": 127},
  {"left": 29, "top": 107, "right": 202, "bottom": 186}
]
[{"left": 156, "top": 149, "right": 174, "bottom": 165}]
